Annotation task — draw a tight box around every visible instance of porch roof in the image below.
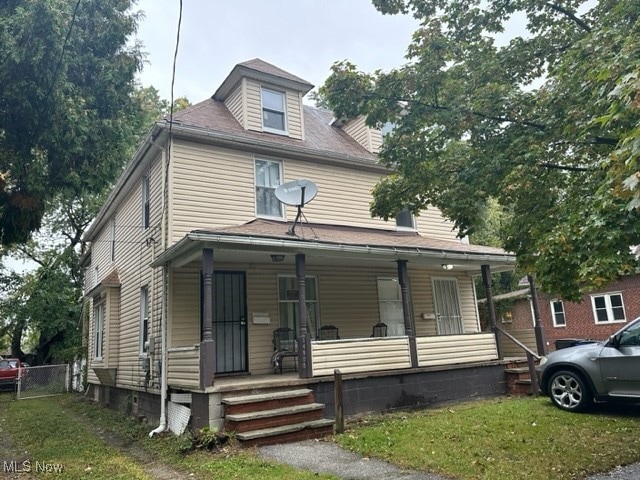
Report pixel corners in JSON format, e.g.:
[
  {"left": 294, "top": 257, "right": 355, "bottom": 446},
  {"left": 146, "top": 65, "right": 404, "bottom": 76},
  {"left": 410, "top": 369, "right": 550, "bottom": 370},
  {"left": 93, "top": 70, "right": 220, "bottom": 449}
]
[{"left": 152, "top": 219, "right": 516, "bottom": 272}]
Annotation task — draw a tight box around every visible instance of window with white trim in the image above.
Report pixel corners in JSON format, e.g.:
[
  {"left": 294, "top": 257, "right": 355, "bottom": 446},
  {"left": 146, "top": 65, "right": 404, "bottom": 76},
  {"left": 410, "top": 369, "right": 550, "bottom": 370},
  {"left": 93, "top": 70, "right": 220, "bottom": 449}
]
[
  {"left": 377, "top": 278, "right": 405, "bottom": 336},
  {"left": 255, "top": 159, "right": 284, "bottom": 218},
  {"left": 140, "top": 286, "right": 149, "bottom": 354},
  {"left": 278, "top": 276, "right": 319, "bottom": 338},
  {"left": 395, "top": 207, "right": 415, "bottom": 230},
  {"left": 591, "top": 293, "right": 625, "bottom": 323},
  {"left": 142, "top": 175, "right": 150, "bottom": 229},
  {"left": 261, "top": 87, "right": 286, "bottom": 133},
  {"left": 550, "top": 300, "right": 566, "bottom": 327},
  {"left": 94, "top": 301, "right": 105, "bottom": 359}
]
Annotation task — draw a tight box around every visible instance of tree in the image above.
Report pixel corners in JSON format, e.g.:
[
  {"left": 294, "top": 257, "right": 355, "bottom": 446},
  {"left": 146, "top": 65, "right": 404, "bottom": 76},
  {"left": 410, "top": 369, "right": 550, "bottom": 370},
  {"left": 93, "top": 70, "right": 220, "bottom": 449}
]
[
  {"left": 0, "top": 0, "right": 144, "bottom": 245},
  {"left": 319, "top": 0, "right": 640, "bottom": 300}
]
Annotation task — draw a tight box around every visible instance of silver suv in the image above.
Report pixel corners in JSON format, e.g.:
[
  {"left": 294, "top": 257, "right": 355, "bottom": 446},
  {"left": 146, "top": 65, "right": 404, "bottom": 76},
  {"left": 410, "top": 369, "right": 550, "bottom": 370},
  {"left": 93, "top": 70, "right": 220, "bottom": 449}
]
[{"left": 536, "top": 317, "right": 640, "bottom": 411}]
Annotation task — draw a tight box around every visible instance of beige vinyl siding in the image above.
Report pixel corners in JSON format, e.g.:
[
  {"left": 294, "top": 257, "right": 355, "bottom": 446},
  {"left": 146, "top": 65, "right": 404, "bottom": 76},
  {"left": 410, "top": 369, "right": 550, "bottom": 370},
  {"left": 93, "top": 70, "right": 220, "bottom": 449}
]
[
  {"left": 342, "top": 116, "right": 371, "bottom": 152},
  {"left": 224, "top": 81, "right": 245, "bottom": 128},
  {"left": 409, "top": 269, "right": 438, "bottom": 337},
  {"left": 169, "top": 265, "right": 200, "bottom": 347},
  {"left": 501, "top": 329, "right": 537, "bottom": 357},
  {"left": 416, "top": 333, "right": 498, "bottom": 367},
  {"left": 311, "top": 337, "right": 412, "bottom": 376},
  {"left": 167, "top": 347, "right": 200, "bottom": 389},
  {"left": 284, "top": 89, "right": 303, "bottom": 140},
  {"left": 107, "top": 288, "right": 120, "bottom": 368},
  {"left": 244, "top": 79, "right": 263, "bottom": 132},
  {"left": 170, "top": 142, "right": 255, "bottom": 242},
  {"left": 87, "top": 153, "right": 164, "bottom": 392},
  {"left": 415, "top": 207, "right": 457, "bottom": 240},
  {"left": 369, "top": 128, "right": 383, "bottom": 153}
]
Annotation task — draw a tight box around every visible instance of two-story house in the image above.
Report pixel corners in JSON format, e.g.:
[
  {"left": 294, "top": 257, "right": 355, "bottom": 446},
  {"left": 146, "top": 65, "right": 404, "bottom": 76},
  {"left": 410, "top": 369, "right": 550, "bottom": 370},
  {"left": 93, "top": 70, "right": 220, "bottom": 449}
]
[{"left": 83, "top": 59, "right": 516, "bottom": 443}]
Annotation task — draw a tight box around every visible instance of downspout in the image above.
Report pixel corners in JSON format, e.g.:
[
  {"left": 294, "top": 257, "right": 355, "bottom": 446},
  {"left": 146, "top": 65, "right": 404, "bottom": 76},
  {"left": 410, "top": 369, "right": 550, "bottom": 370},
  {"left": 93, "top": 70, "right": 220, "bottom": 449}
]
[{"left": 150, "top": 142, "right": 169, "bottom": 437}]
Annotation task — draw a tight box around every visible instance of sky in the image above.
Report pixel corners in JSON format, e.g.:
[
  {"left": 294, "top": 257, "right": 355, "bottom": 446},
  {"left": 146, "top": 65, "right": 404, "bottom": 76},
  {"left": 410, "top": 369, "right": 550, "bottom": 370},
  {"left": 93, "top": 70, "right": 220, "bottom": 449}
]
[{"left": 133, "top": 0, "right": 421, "bottom": 104}]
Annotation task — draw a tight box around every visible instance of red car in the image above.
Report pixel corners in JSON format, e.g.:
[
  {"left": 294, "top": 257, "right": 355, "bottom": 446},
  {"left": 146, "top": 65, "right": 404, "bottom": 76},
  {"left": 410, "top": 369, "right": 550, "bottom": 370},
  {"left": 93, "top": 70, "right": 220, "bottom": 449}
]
[{"left": 0, "top": 358, "right": 23, "bottom": 390}]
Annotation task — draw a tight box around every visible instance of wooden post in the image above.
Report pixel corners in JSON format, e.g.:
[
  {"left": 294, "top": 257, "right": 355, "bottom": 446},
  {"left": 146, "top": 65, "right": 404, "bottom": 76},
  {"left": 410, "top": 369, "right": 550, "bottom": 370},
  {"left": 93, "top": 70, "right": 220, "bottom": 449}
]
[
  {"left": 334, "top": 369, "right": 344, "bottom": 434},
  {"left": 397, "top": 260, "right": 418, "bottom": 368},
  {"left": 528, "top": 274, "right": 547, "bottom": 356},
  {"left": 481, "top": 264, "right": 503, "bottom": 359},
  {"left": 199, "top": 248, "right": 215, "bottom": 389},
  {"left": 296, "top": 253, "right": 311, "bottom": 378}
]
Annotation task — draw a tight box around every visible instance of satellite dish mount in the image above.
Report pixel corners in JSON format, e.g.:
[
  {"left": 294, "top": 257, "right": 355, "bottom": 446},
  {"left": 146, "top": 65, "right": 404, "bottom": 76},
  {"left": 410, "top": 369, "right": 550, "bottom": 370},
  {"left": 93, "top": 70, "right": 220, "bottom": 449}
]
[{"left": 275, "top": 179, "right": 318, "bottom": 237}]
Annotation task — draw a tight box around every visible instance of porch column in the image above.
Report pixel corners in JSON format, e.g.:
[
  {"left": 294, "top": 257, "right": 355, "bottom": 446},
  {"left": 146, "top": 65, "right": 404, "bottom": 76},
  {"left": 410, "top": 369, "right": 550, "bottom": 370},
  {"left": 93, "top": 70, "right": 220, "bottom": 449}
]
[
  {"left": 481, "top": 264, "right": 503, "bottom": 359},
  {"left": 397, "top": 260, "right": 418, "bottom": 368},
  {"left": 527, "top": 274, "right": 547, "bottom": 356},
  {"left": 200, "top": 248, "right": 215, "bottom": 389},
  {"left": 296, "top": 253, "right": 312, "bottom": 378}
]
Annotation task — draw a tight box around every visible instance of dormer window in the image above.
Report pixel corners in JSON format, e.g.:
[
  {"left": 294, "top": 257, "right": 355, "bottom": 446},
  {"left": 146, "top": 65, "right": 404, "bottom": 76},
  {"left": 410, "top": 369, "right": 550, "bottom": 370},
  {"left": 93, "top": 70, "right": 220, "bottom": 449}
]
[
  {"left": 261, "top": 87, "right": 287, "bottom": 133},
  {"left": 396, "top": 207, "right": 416, "bottom": 230}
]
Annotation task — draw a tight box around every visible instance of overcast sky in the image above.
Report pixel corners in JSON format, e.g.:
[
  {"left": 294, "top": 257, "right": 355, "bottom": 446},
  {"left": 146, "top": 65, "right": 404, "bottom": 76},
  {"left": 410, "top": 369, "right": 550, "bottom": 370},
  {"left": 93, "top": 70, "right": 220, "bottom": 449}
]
[{"left": 133, "top": 0, "right": 420, "bottom": 104}]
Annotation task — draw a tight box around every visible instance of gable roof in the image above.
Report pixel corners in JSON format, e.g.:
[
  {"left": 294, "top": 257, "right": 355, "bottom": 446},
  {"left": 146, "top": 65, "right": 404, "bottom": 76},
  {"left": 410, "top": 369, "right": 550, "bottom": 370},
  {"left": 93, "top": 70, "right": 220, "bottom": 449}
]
[
  {"left": 213, "top": 58, "right": 314, "bottom": 100},
  {"left": 169, "top": 100, "right": 380, "bottom": 167}
]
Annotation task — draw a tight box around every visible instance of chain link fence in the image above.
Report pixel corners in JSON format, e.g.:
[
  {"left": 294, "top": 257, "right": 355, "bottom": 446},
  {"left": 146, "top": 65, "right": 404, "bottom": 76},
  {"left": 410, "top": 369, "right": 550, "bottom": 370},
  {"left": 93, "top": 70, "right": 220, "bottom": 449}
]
[{"left": 17, "top": 364, "right": 69, "bottom": 400}]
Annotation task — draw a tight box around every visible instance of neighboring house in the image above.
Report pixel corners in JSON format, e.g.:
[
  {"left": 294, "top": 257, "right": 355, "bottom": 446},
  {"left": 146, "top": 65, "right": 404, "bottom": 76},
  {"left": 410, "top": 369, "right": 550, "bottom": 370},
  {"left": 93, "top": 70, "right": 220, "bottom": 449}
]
[
  {"left": 82, "top": 59, "right": 516, "bottom": 434},
  {"left": 495, "top": 275, "right": 640, "bottom": 353}
]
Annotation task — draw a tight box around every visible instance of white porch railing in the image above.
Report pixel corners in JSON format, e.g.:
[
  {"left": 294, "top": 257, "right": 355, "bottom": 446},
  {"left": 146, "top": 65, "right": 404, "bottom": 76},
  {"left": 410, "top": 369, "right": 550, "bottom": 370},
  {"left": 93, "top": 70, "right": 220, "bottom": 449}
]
[
  {"left": 310, "top": 336, "right": 412, "bottom": 377},
  {"left": 416, "top": 333, "right": 498, "bottom": 367}
]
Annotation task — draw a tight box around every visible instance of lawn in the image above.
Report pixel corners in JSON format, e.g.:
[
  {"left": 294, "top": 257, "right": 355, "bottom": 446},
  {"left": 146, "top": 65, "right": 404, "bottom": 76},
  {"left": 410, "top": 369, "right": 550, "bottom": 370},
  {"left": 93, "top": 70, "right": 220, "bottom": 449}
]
[
  {"left": 0, "top": 393, "right": 335, "bottom": 480},
  {"left": 335, "top": 396, "right": 640, "bottom": 480}
]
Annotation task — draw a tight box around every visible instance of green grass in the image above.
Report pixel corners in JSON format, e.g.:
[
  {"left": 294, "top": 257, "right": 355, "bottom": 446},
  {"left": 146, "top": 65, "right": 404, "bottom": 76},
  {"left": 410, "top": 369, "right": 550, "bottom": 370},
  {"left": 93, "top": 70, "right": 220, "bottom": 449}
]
[
  {"left": 335, "top": 396, "right": 640, "bottom": 480},
  {"left": 0, "top": 394, "right": 336, "bottom": 480}
]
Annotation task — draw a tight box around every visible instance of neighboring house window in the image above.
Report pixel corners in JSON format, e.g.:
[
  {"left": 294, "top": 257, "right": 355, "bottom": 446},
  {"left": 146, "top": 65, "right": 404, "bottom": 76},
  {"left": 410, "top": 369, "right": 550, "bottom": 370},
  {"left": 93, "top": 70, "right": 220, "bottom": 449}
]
[
  {"left": 550, "top": 300, "right": 566, "bottom": 327},
  {"left": 377, "top": 278, "right": 405, "bottom": 336},
  {"left": 261, "top": 87, "right": 286, "bottom": 133},
  {"left": 142, "top": 175, "right": 150, "bottom": 229},
  {"left": 255, "top": 159, "right": 284, "bottom": 218},
  {"left": 395, "top": 207, "right": 415, "bottom": 230},
  {"left": 278, "top": 276, "right": 318, "bottom": 338},
  {"left": 140, "top": 286, "right": 149, "bottom": 354},
  {"left": 94, "top": 301, "right": 105, "bottom": 359},
  {"left": 591, "top": 293, "right": 626, "bottom": 323},
  {"left": 110, "top": 218, "right": 116, "bottom": 262}
]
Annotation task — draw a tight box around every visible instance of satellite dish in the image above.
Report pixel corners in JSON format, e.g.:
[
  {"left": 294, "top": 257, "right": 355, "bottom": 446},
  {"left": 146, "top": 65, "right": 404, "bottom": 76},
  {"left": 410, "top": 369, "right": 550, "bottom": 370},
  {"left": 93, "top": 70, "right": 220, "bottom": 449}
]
[{"left": 275, "top": 179, "right": 318, "bottom": 207}]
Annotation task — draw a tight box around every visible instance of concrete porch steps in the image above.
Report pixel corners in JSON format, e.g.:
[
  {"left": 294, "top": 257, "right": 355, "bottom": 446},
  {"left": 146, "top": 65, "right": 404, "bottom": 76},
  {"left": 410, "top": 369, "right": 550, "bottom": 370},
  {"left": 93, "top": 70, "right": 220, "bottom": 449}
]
[{"left": 222, "top": 388, "right": 334, "bottom": 446}]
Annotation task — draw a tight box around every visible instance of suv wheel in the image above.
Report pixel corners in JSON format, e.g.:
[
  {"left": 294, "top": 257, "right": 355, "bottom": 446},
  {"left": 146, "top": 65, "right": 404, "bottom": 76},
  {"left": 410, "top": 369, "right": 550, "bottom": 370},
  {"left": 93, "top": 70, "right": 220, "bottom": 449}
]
[{"left": 548, "top": 370, "right": 592, "bottom": 412}]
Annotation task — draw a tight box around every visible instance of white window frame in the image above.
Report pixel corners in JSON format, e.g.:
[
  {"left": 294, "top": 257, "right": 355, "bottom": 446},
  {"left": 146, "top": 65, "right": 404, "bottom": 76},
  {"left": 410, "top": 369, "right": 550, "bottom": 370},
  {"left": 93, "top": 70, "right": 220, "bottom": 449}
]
[
  {"left": 277, "top": 275, "right": 319, "bottom": 338},
  {"left": 550, "top": 299, "right": 566, "bottom": 327},
  {"left": 110, "top": 218, "right": 116, "bottom": 262},
  {"left": 142, "top": 175, "right": 150, "bottom": 229},
  {"left": 94, "top": 301, "right": 105, "bottom": 360},
  {"left": 139, "top": 286, "right": 149, "bottom": 355},
  {"left": 590, "top": 292, "right": 626, "bottom": 324},
  {"left": 395, "top": 207, "right": 416, "bottom": 231},
  {"left": 254, "top": 158, "right": 284, "bottom": 219},
  {"left": 377, "top": 277, "right": 405, "bottom": 336},
  {"left": 261, "top": 87, "right": 287, "bottom": 134}
]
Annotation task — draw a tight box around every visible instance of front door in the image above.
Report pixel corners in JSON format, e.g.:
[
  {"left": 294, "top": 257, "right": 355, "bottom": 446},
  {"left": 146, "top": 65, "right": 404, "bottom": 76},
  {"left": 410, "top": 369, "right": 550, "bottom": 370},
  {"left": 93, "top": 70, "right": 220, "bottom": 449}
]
[
  {"left": 432, "top": 277, "right": 464, "bottom": 335},
  {"left": 213, "top": 271, "right": 248, "bottom": 374}
]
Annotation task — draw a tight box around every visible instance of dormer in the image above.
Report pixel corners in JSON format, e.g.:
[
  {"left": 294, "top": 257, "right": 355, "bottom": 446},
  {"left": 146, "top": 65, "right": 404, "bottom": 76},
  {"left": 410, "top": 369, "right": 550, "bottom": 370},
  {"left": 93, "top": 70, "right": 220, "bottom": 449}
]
[
  {"left": 213, "top": 58, "right": 313, "bottom": 140},
  {"left": 332, "top": 115, "right": 384, "bottom": 154}
]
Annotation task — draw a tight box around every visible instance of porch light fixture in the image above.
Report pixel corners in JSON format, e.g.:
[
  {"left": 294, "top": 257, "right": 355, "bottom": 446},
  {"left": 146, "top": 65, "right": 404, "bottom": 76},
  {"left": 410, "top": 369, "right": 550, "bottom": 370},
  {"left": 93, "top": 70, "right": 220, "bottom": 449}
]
[
  {"left": 270, "top": 254, "right": 285, "bottom": 263},
  {"left": 441, "top": 264, "right": 454, "bottom": 270}
]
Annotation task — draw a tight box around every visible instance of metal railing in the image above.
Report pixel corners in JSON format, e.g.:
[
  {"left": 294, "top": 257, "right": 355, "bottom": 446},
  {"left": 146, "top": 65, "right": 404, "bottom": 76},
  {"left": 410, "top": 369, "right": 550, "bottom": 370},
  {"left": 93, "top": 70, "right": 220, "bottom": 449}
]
[
  {"left": 17, "top": 364, "right": 70, "bottom": 400},
  {"left": 496, "top": 327, "right": 540, "bottom": 395}
]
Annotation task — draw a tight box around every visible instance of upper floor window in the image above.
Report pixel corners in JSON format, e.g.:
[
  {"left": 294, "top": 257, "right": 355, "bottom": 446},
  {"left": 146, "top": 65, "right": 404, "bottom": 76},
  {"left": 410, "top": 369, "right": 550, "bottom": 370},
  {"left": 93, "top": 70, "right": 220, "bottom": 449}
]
[
  {"left": 550, "top": 300, "right": 566, "bottom": 327},
  {"left": 110, "top": 218, "right": 116, "bottom": 262},
  {"left": 395, "top": 207, "right": 415, "bottom": 230},
  {"left": 255, "top": 159, "right": 284, "bottom": 218},
  {"left": 94, "top": 301, "right": 105, "bottom": 359},
  {"left": 140, "top": 286, "right": 149, "bottom": 354},
  {"left": 262, "top": 88, "right": 286, "bottom": 133},
  {"left": 142, "top": 175, "right": 150, "bottom": 229},
  {"left": 591, "top": 293, "right": 625, "bottom": 323}
]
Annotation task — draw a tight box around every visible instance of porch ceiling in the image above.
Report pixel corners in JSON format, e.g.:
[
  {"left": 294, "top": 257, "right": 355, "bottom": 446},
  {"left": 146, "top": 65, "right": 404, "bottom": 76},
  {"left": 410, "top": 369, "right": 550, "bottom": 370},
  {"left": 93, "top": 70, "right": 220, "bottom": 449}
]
[{"left": 153, "top": 220, "right": 515, "bottom": 274}]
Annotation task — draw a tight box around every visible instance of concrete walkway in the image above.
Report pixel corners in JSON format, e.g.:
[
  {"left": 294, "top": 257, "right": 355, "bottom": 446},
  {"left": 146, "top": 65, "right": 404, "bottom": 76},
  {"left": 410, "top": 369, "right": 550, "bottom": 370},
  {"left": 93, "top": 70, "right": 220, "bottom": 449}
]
[{"left": 259, "top": 439, "right": 640, "bottom": 480}]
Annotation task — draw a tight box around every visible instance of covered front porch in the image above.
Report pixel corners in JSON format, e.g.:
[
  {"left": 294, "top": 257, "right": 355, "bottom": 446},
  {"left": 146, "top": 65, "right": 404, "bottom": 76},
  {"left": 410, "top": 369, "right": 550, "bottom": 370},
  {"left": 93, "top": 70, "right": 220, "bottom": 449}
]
[{"left": 153, "top": 220, "right": 516, "bottom": 393}]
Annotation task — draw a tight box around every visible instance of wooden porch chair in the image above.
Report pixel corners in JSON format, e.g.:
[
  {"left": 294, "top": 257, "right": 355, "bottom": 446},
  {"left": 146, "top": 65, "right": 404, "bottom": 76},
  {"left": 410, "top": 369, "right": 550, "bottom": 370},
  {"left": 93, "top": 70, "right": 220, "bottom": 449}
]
[
  {"left": 371, "top": 322, "right": 388, "bottom": 337},
  {"left": 318, "top": 325, "right": 340, "bottom": 340},
  {"left": 271, "top": 327, "right": 298, "bottom": 374}
]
